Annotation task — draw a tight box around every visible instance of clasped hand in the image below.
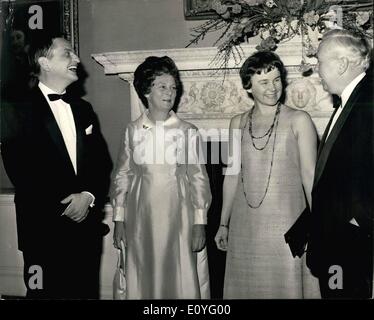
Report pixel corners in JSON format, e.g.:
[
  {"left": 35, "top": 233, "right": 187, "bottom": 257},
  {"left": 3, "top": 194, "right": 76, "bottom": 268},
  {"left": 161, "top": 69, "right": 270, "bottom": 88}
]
[{"left": 60, "top": 193, "right": 92, "bottom": 223}]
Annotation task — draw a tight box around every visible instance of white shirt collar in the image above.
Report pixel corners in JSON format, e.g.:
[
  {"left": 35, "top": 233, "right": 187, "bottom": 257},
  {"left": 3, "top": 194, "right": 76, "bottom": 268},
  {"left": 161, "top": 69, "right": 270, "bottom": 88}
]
[{"left": 341, "top": 72, "right": 366, "bottom": 108}]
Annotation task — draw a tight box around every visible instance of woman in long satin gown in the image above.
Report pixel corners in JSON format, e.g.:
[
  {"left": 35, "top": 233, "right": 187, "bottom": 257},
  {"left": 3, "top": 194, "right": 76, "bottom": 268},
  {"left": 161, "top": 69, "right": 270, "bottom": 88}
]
[
  {"left": 111, "top": 56, "right": 212, "bottom": 299},
  {"left": 215, "top": 51, "right": 320, "bottom": 298}
]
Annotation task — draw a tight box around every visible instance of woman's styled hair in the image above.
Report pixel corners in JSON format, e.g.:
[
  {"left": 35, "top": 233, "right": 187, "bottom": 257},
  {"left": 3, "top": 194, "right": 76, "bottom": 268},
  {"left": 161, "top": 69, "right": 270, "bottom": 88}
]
[
  {"left": 239, "top": 51, "right": 288, "bottom": 101},
  {"left": 133, "top": 56, "right": 183, "bottom": 110}
]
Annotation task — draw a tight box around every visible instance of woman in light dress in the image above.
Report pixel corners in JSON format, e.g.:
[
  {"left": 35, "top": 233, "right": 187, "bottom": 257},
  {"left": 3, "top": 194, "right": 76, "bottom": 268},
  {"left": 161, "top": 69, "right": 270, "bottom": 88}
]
[
  {"left": 111, "top": 56, "right": 211, "bottom": 299},
  {"left": 215, "top": 51, "right": 320, "bottom": 298}
]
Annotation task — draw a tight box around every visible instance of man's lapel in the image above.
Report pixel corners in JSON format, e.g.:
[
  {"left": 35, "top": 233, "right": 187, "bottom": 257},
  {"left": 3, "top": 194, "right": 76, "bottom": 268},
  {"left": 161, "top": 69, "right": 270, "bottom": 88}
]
[
  {"left": 313, "top": 106, "right": 350, "bottom": 187},
  {"left": 313, "top": 77, "right": 366, "bottom": 188},
  {"left": 35, "top": 88, "right": 76, "bottom": 174},
  {"left": 69, "top": 100, "right": 85, "bottom": 175},
  {"left": 317, "top": 107, "right": 338, "bottom": 159}
]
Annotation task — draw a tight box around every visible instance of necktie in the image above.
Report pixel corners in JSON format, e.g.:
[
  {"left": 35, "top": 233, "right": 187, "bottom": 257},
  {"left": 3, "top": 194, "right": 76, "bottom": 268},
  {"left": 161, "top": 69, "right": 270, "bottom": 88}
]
[{"left": 48, "top": 93, "right": 73, "bottom": 104}]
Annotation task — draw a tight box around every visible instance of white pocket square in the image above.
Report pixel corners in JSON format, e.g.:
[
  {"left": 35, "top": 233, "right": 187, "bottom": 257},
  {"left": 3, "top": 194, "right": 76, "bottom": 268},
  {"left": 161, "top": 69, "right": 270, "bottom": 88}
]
[
  {"left": 85, "top": 124, "right": 93, "bottom": 135},
  {"left": 349, "top": 218, "right": 359, "bottom": 227}
]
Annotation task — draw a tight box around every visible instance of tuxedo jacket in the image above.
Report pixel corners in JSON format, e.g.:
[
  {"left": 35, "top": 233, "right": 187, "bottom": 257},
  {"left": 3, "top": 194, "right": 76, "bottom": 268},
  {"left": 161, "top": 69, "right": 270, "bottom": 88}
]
[
  {"left": 1, "top": 87, "right": 112, "bottom": 251},
  {"left": 307, "top": 72, "right": 374, "bottom": 280}
]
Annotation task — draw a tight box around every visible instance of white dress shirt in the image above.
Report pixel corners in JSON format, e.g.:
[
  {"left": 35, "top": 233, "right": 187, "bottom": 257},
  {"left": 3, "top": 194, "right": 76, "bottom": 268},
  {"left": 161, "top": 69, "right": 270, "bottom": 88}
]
[{"left": 326, "top": 72, "right": 366, "bottom": 140}]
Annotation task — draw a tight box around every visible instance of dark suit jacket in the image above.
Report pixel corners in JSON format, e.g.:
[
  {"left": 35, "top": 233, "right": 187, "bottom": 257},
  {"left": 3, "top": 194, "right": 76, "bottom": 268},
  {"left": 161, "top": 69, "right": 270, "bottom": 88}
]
[
  {"left": 307, "top": 72, "right": 374, "bottom": 282},
  {"left": 1, "top": 87, "right": 112, "bottom": 251}
]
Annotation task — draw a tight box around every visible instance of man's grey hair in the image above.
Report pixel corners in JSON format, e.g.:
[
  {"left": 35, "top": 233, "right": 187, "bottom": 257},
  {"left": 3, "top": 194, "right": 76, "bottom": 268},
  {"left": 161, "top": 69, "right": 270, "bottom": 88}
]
[{"left": 321, "top": 29, "right": 372, "bottom": 72}]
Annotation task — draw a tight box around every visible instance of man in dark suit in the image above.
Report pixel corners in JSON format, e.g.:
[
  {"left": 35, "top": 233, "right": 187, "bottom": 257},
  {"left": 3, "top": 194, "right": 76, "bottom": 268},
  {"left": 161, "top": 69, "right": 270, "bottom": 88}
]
[
  {"left": 307, "top": 29, "right": 373, "bottom": 299},
  {"left": 0, "top": 35, "right": 112, "bottom": 299}
]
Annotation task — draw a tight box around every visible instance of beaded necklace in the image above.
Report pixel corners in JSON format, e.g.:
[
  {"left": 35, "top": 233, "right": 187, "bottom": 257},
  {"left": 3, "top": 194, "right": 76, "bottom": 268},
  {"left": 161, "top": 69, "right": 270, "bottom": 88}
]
[{"left": 240, "top": 104, "right": 281, "bottom": 208}]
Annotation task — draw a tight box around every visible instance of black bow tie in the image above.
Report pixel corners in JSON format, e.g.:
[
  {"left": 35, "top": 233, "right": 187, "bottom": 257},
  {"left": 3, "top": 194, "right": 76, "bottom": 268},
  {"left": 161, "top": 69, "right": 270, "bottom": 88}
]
[
  {"left": 332, "top": 95, "right": 342, "bottom": 109},
  {"left": 47, "top": 93, "right": 73, "bottom": 104}
]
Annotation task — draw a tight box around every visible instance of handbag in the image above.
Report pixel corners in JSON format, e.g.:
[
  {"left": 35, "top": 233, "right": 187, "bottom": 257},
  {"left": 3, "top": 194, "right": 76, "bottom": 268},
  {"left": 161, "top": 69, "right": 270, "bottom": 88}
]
[
  {"left": 113, "top": 241, "right": 126, "bottom": 300},
  {"left": 284, "top": 206, "right": 311, "bottom": 258}
]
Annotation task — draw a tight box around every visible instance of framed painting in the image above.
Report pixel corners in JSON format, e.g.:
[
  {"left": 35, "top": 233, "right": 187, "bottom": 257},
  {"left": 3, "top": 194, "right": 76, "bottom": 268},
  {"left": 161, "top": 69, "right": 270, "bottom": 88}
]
[
  {"left": 184, "top": 0, "right": 217, "bottom": 20},
  {"left": 184, "top": 0, "right": 373, "bottom": 20},
  {"left": 1, "top": 0, "right": 78, "bottom": 52},
  {"left": 0, "top": 0, "right": 79, "bottom": 192}
]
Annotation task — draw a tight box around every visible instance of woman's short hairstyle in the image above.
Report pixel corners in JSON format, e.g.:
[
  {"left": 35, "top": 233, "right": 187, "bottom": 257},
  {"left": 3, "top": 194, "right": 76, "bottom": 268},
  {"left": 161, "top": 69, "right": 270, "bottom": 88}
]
[
  {"left": 133, "top": 56, "right": 183, "bottom": 110},
  {"left": 239, "top": 51, "right": 287, "bottom": 101}
]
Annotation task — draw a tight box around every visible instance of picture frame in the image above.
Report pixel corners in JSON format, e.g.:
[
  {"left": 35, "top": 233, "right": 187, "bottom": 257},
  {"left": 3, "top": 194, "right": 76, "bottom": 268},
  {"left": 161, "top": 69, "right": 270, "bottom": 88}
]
[
  {"left": 62, "top": 0, "right": 79, "bottom": 54},
  {"left": 183, "top": 0, "right": 373, "bottom": 20},
  {"left": 184, "top": 0, "right": 217, "bottom": 20},
  {"left": 1, "top": 0, "right": 79, "bottom": 53}
]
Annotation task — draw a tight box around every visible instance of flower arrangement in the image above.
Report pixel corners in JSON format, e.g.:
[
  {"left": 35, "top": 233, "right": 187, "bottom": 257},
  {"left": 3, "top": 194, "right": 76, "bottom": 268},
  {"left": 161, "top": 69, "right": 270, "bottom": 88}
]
[{"left": 187, "top": 0, "right": 373, "bottom": 73}]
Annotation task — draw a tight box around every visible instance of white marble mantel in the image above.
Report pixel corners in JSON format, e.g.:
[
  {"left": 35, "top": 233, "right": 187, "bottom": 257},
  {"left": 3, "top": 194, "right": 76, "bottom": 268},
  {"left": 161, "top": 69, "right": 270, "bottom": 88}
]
[
  {"left": 92, "top": 40, "right": 333, "bottom": 140},
  {"left": 92, "top": 41, "right": 306, "bottom": 75}
]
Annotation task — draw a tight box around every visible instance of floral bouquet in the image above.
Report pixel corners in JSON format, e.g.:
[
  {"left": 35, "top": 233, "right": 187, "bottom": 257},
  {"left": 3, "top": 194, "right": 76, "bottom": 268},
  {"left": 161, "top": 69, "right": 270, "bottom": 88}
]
[{"left": 187, "top": 0, "right": 373, "bottom": 72}]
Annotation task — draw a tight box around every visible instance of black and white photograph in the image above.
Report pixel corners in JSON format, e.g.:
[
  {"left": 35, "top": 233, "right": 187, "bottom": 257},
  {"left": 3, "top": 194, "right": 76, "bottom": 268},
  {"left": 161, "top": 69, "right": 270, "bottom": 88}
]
[{"left": 0, "top": 0, "right": 373, "bottom": 307}]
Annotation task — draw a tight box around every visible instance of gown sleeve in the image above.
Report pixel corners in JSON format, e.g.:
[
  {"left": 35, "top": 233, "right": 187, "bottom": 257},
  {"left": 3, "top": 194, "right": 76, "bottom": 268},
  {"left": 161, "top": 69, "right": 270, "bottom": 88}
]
[
  {"left": 186, "top": 127, "right": 212, "bottom": 225},
  {"left": 110, "top": 125, "right": 134, "bottom": 222}
]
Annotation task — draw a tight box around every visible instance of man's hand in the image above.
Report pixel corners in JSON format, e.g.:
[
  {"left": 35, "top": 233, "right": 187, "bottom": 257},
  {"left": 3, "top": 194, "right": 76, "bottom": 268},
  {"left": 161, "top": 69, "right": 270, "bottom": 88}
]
[
  {"left": 60, "top": 193, "right": 92, "bottom": 223},
  {"left": 192, "top": 224, "right": 206, "bottom": 252}
]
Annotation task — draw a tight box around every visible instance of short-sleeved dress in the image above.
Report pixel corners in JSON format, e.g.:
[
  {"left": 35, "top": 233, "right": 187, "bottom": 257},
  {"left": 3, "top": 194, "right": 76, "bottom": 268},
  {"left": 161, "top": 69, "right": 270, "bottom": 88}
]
[
  {"left": 111, "top": 111, "right": 212, "bottom": 299},
  {"left": 224, "top": 106, "right": 320, "bottom": 299}
]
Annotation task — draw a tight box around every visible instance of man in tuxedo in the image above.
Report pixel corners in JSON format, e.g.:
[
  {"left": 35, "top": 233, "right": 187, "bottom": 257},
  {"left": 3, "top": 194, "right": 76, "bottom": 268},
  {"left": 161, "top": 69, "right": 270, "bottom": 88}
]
[
  {"left": 307, "top": 29, "right": 373, "bottom": 298},
  {"left": 1, "top": 35, "right": 112, "bottom": 299}
]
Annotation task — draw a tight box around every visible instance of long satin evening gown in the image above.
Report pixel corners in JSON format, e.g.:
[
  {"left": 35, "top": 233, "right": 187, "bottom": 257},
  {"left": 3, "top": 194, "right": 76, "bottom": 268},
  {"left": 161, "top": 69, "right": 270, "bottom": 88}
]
[{"left": 111, "top": 111, "right": 211, "bottom": 299}]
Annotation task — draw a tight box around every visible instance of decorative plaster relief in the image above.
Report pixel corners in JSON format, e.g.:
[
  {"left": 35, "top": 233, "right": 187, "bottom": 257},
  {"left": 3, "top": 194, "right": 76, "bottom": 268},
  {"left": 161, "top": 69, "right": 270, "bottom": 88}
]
[{"left": 92, "top": 43, "right": 333, "bottom": 138}]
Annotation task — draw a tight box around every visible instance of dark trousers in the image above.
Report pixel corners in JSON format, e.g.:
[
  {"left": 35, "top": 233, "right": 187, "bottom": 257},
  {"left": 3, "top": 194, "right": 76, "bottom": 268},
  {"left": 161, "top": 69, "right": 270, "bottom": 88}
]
[
  {"left": 318, "top": 270, "right": 372, "bottom": 299},
  {"left": 22, "top": 233, "right": 102, "bottom": 299},
  {"left": 317, "top": 224, "right": 373, "bottom": 299}
]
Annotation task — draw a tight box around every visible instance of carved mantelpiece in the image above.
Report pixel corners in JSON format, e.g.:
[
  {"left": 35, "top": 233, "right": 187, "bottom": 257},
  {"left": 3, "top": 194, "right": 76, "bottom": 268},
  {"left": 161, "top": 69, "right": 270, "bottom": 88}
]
[{"left": 92, "top": 39, "right": 333, "bottom": 140}]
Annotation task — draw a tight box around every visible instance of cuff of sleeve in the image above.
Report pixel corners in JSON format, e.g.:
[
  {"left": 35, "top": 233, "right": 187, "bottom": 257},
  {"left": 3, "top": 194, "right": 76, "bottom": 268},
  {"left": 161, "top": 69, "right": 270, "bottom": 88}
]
[
  {"left": 82, "top": 191, "right": 95, "bottom": 207},
  {"left": 194, "top": 209, "right": 207, "bottom": 225},
  {"left": 113, "top": 206, "right": 125, "bottom": 222}
]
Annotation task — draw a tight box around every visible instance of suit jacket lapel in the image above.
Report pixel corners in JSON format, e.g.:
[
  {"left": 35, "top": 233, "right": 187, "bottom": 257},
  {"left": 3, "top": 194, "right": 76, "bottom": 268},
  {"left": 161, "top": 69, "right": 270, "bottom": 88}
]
[
  {"left": 313, "top": 77, "right": 366, "bottom": 188},
  {"left": 69, "top": 101, "right": 84, "bottom": 175},
  {"left": 317, "top": 107, "right": 338, "bottom": 159}
]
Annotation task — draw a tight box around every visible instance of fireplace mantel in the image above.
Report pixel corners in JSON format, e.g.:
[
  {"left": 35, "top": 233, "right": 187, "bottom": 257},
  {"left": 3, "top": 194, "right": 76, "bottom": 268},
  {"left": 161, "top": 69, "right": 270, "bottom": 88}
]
[
  {"left": 92, "top": 41, "right": 308, "bottom": 75},
  {"left": 92, "top": 41, "right": 333, "bottom": 140}
]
